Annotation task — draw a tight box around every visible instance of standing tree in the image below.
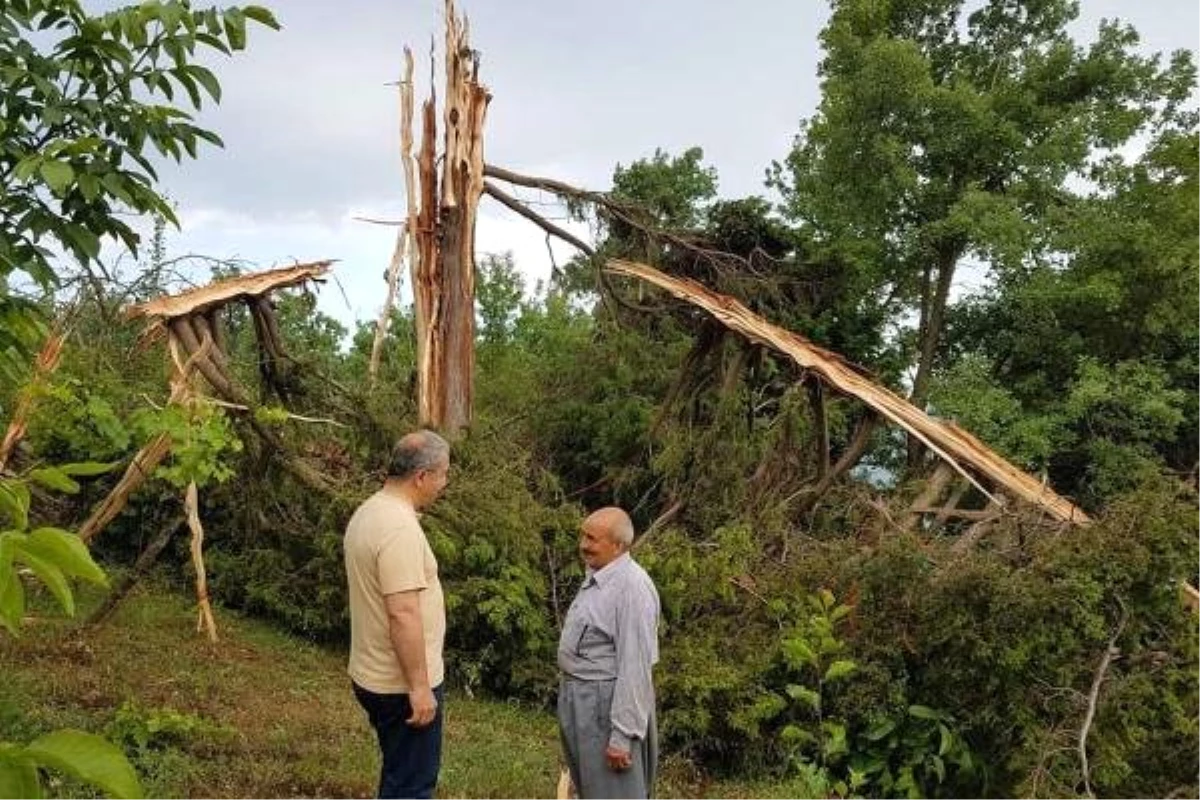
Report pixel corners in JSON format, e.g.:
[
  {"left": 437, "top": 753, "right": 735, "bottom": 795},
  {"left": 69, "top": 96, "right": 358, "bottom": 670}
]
[{"left": 770, "top": 0, "right": 1196, "bottom": 467}]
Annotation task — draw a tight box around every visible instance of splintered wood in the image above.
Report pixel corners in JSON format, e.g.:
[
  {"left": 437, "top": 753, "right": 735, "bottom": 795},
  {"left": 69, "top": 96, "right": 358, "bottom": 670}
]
[
  {"left": 369, "top": 49, "right": 419, "bottom": 387},
  {"left": 125, "top": 260, "right": 333, "bottom": 321},
  {"left": 410, "top": 0, "right": 491, "bottom": 433},
  {"left": 0, "top": 327, "right": 66, "bottom": 472},
  {"left": 606, "top": 258, "right": 1089, "bottom": 525},
  {"left": 82, "top": 260, "right": 337, "bottom": 642}
]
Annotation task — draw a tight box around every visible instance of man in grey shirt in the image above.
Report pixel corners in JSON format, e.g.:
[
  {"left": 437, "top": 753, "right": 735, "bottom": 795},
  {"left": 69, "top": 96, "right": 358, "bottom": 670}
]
[{"left": 557, "top": 507, "right": 661, "bottom": 799}]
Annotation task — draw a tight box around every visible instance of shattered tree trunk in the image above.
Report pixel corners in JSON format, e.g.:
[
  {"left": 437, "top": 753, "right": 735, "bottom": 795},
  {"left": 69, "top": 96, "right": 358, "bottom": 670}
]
[
  {"left": 607, "top": 258, "right": 1089, "bottom": 525},
  {"left": 410, "top": 0, "right": 490, "bottom": 434}
]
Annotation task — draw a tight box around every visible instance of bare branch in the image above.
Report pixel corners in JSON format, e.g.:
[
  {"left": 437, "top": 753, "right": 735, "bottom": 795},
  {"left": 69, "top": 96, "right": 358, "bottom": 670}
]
[
  {"left": 1079, "top": 605, "right": 1128, "bottom": 798},
  {"left": 482, "top": 181, "right": 593, "bottom": 257}
]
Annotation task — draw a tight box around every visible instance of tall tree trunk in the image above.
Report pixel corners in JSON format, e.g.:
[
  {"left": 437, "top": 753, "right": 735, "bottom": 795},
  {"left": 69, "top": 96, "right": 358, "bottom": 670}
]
[{"left": 907, "top": 242, "right": 961, "bottom": 467}]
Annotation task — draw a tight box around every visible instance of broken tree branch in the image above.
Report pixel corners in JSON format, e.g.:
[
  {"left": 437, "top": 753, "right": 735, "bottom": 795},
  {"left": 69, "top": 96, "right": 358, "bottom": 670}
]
[
  {"left": 607, "top": 259, "right": 1089, "bottom": 525},
  {"left": 482, "top": 181, "right": 594, "bottom": 256},
  {"left": 185, "top": 480, "right": 218, "bottom": 643},
  {"left": 126, "top": 260, "right": 333, "bottom": 321},
  {"left": 1079, "top": 605, "right": 1128, "bottom": 798}
]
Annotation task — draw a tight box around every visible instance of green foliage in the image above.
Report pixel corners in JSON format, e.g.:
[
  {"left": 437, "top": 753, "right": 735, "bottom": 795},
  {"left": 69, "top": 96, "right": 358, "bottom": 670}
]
[
  {"left": 0, "top": 0, "right": 279, "bottom": 291},
  {"left": 428, "top": 432, "right": 579, "bottom": 701},
  {"left": 476, "top": 252, "right": 525, "bottom": 346},
  {"left": 0, "top": 469, "right": 110, "bottom": 634},
  {"left": 129, "top": 403, "right": 243, "bottom": 488},
  {"left": 853, "top": 705, "right": 975, "bottom": 799},
  {"left": 0, "top": 466, "right": 141, "bottom": 799},
  {"left": 26, "top": 378, "right": 132, "bottom": 463},
  {"left": 0, "top": 729, "right": 143, "bottom": 799},
  {"left": 770, "top": 0, "right": 1197, "bottom": 409},
  {"left": 611, "top": 146, "right": 717, "bottom": 231},
  {"left": 105, "top": 701, "right": 235, "bottom": 757},
  {"left": 765, "top": 589, "right": 974, "bottom": 798}
]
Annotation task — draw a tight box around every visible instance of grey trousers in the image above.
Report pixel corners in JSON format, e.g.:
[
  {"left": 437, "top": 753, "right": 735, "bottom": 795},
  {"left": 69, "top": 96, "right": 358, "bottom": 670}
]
[{"left": 557, "top": 678, "right": 657, "bottom": 799}]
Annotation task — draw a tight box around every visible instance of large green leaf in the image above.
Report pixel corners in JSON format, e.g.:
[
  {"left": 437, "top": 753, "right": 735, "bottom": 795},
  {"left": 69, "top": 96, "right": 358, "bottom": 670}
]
[
  {"left": 0, "top": 560, "right": 26, "bottom": 636},
  {"left": 24, "top": 528, "right": 106, "bottom": 585},
  {"left": 24, "top": 730, "right": 143, "bottom": 799},
  {"left": 241, "top": 5, "right": 280, "bottom": 29},
  {"left": 38, "top": 160, "right": 73, "bottom": 193},
  {"left": 0, "top": 746, "right": 43, "bottom": 799},
  {"left": 824, "top": 658, "right": 857, "bottom": 683},
  {"left": 0, "top": 531, "right": 16, "bottom": 587},
  {"left": 785, "top": 683, "right": 820, "bottom": 711},
  {"left": 56, "top": 461, "right": 119, "bottom": 477},
  {"left": 27, "top": 467, "right": 80, "bottom": 495},
  {"left": 14, "top": 548, "right": 72, "bottom": 617},
  {"left": 0, "top": 482, "right": 29, "bottom": 531}
]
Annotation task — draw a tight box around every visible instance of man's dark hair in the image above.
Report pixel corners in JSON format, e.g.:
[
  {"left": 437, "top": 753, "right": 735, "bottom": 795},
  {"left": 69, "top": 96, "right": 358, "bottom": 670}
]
[{"left": 387, "top": 430, "right": 450, "bottom": 479}]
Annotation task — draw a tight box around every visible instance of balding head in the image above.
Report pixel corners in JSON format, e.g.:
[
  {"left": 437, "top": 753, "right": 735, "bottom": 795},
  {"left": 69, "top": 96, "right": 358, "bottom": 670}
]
[
  {"left": 579, "top": 507, "right": 634, "bottom": 571},
  {"left": 585, "top": 507, "right": 635, "bottom": 549}
]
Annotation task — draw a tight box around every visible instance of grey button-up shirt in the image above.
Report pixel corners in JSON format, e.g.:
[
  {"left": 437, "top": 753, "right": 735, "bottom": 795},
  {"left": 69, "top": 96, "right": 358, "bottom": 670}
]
[{"left": 557, "top": 552, "right": 661, "bottom": 750}]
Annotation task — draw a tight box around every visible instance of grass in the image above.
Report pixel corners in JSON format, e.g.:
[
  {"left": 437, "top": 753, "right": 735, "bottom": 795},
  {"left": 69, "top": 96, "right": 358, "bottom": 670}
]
[{"left": 0, "top": 577, "right": 799, "bottom": 798}]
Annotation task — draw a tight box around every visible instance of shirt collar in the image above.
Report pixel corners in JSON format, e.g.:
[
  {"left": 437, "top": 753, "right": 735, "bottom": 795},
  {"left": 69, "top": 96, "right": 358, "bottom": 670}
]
[{"left": 584, "top": 551, "right": 631, "bottom": 588}]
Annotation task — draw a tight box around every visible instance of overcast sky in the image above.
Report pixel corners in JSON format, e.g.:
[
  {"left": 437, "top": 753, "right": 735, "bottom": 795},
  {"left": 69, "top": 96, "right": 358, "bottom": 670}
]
[{"left": 139, "top": 0, "right": 1199, "bottom": 331}]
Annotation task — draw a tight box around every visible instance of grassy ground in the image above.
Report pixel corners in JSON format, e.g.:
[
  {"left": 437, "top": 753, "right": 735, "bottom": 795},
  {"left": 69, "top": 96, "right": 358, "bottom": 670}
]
[{"left": 0, "top": 578, "right": 802, "bottom": 798}]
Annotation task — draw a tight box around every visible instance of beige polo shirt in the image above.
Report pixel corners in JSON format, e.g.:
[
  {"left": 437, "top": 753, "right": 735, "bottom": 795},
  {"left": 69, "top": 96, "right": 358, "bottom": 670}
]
[{"left": 344, "top": 490, "right": 445, "bottom": 693}]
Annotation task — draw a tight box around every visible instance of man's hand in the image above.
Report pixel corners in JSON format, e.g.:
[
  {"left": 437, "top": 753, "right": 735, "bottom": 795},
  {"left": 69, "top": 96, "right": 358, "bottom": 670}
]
[
  {"left": 406, "top": 686, "right": 438, "bottom": 728},
  {"left": 604, "top": 744, "right": 632, "bottom": 772}
]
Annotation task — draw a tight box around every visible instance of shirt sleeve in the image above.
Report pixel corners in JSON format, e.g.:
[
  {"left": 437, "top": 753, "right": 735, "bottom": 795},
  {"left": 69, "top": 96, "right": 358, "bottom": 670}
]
[
  {"left": 377, "top": 518, "right": 428, "bottom": 596},
  {"left": 607, "top": 577, "right": 659, "bottom": 750}
]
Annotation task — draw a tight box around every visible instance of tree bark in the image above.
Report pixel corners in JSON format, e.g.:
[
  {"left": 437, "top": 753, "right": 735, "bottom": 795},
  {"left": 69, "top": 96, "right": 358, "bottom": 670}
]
[
  {"left": 908, "top": 242, "right": 962, "bottom": 467},
  {"left": 807, "top": 379, "right": 829, "bottom": 479}
]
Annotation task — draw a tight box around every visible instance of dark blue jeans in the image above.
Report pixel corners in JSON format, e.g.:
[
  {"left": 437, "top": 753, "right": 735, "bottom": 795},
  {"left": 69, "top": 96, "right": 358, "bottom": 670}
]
[{"left": 352, "top": 682, "right": 444, "bottom": 799}]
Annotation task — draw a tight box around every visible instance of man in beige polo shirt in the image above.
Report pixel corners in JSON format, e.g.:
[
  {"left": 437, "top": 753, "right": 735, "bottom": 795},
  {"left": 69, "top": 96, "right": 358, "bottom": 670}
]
[{"left": 345, "top": 430, "right": 450, "bottom": 799}]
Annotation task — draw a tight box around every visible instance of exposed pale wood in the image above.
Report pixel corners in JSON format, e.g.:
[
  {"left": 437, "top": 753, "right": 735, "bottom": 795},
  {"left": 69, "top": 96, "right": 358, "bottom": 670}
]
[
  {"left": 909, "top": 505, "right": 1000, "bottom": 521},
  {"left": 0, "top": 329, "right": 66, "bottom": 472},
  {"left": 607, "top": 259, "right": 1089, "bottom": 524},
  {"left": 432, "top": 0, "right": 490, "bottom": 432},
  {"left": 78, "top": 434, "right": 172, "bottom": 545},
  {"left": 125, "top": 260, "right": 333, "bottom": 321},
  {"left": 409, "top": 0, "right": 490, "bottom": 433},
  {"left": 185, "top": 481, "right": 218, "bottom": 643},
  {"left": 1181, "top": 582, "right": 1200, "bottom": 613},
  {"left": 904, "top": 462, "right": 954, "bottom": 531},
  {"left": 370, "top": 49, "right": 418, "bottom": 388}
]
